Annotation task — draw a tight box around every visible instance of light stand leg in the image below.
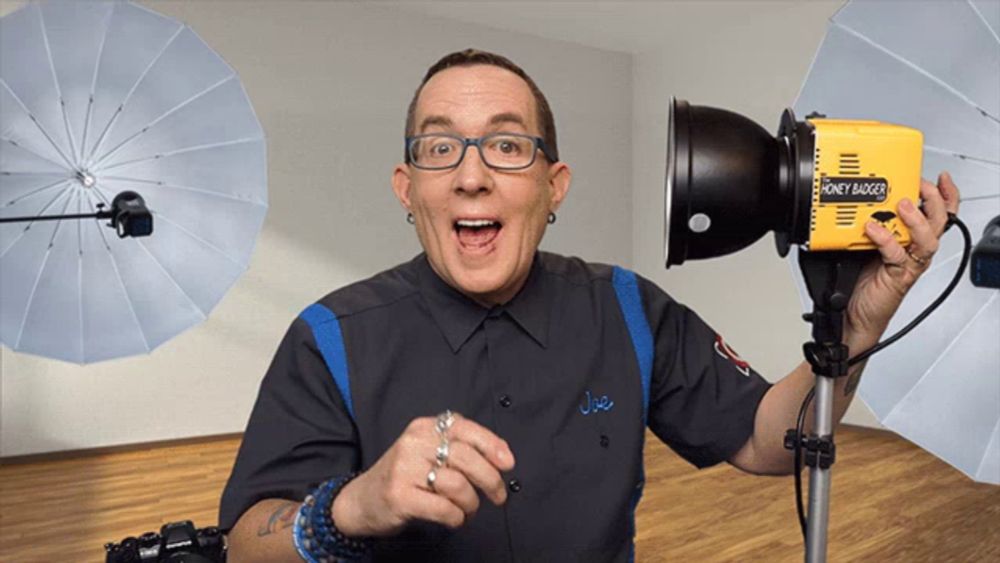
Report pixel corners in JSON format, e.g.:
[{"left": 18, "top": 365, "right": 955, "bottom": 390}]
[{"left": 806, "top": 375, "right": 835, "bottom": 563}]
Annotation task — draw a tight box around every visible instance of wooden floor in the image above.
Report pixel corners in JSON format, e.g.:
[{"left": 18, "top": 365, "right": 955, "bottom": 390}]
[{"left": 1, "top": 427, "right": 997, "bottom": 562}]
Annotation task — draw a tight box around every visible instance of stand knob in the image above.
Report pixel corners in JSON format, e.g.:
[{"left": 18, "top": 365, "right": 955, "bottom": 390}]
[{"left": 829, "top": 291, "right": 849, "bottom": 310}]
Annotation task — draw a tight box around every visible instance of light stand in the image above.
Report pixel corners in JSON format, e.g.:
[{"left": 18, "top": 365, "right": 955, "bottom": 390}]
[
  {"left": 664, "top": 99, "right": 976, "bottom": 561},
  {"left": 785, "top": 249, "right": 874, "bottom": 563}
]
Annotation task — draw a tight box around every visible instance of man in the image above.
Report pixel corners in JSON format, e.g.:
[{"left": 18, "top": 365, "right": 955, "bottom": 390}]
[{"left": 220, "top": 49, "right": 960, "bottom": 562}]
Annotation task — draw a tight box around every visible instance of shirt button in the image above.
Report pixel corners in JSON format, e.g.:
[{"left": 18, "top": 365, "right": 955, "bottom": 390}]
[
  {"left": 499, "top": 395, "right": 512, "bottom": 408},
  {"left": 600, "top": 434, "right": 610, "bottom": 448},
  {"left": 508, "top": 478, "right": 521, "bottom": 493}
]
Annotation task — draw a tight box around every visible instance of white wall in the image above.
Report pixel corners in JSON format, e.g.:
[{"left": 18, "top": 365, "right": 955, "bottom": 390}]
[
  {"left": 3, "top": 1, "right": 894, "bottom": 459},
  {"left": 0, "top": 1, "right": 633, "bottom": 457}
]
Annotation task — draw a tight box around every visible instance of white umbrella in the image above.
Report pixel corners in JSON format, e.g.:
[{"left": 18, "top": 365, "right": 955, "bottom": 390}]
[
  {"left": 791, "top": 0, "right": 1000, "bottom": 484},
  {"left": 0, "top": 0, "right": 267, "bottom": 364}
]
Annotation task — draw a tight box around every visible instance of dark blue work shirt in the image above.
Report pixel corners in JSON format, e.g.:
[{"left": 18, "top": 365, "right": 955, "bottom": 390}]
[{"left": 219, "top": 252, "right": 772, "bottom": 562}]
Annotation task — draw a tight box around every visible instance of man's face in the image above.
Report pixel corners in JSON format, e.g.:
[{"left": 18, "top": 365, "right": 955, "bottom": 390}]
[{"left": 393, "top": 65, "right": 571, "bottom": 306}]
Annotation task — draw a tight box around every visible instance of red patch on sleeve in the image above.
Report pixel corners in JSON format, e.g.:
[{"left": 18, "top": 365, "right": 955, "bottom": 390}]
[{"left": 714, "top": 334, "right": 751, "bottom": 377}]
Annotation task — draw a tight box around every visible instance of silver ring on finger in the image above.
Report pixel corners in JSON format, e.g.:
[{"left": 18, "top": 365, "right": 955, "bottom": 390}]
[
  {"left": 426, "top": 468, "right": 438, "bottom": 491},
  {"left": 435, "top": 410, "right": 456, "bottom": 437},
  {"left": 435, "top": 440, "right": 450, "bottom": 467}
]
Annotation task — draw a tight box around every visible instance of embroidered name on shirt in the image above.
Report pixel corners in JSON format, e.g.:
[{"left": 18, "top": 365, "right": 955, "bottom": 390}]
[{"left": 579, "top": 390, "right": 614, "bottom": 415}]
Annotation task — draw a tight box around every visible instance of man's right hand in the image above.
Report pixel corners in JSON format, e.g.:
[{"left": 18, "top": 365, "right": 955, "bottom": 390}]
[{"left": 332, "top": 413, "right": 516, "bottom": 537}]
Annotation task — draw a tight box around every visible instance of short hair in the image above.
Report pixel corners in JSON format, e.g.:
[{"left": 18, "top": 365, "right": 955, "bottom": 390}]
[{"left": 404, "top": 48, "right": 559, "bottom": 162}]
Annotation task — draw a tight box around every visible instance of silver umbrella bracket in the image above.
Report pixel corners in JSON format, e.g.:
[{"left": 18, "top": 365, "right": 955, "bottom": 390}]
[{"left": 0, "top": 190, "right": 153, "bottom": 239}]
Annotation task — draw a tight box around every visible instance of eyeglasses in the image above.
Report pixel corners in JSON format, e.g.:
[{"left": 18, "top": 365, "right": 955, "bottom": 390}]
[{"left": 405, "top": 133, "right": 557, "bottom": 171}]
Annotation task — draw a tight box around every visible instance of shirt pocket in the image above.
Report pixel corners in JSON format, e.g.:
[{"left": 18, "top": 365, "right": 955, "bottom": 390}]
[
  {"left": 550, "top": 405, "right": 617, "bottom": 490},
  {"left": 543, "top": 410, "right": 627, "bottom": 551}
]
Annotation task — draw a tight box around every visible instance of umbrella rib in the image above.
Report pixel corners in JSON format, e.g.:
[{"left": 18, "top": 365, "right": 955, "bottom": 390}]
[
  {"left": 973, "top": 418, "right": 1000, "bottom": 482},
  {"left": 36, "top": 5, "right": 79, "bottom": 164},
  {"left": 135, "top": 237, "right": 209, "bottom": 320},
  {"left": 1, "top": 137, "right": 71, "bottom": 172},
  {"left": 968, "top": 0, "right": 1000, "bottom": 45},
  {"left": 78, "top": 193, "right": 84, "bottom": 361},
  {"left": 152, "top": 211, "right": 245, "bottom": 268},
  {"left": 0, "top": 182, "right": 74, "bottom": 259},
  {"left": 12, "top": 191, "right": 75, "bottom": 350},
  {"left": 98, "top": 136, "right": 263, "bottom": 172},
  {"left": 60, "top": 103, "right": 79, "bottom": 166},
  {"left": 44, "top": 189, "right": 76, "bottom": 248},
  {"left": 84, "top": 24, "right": 185, "bottom": 168},
  {"left": 792, "top": 30, "right": 829, "bottom": 112},
  {"left": 13, "top": 244, "right": 53, "bottom": 351},
  {"left": 82, "top": 192, "right": 151, "bottom": 353},
  {"left": 833, "top": 21, "right": 1000, "bottom": 123},
  {"left": 950, "top": 153, "right": 999, "bottom": 168},
  {"left": 77, "top": 191, "right": 82, "bottom": 255},
  {"left": 957, "top": 194, "right": 1000, "bottom": 203},
  {"left": 2, "top": 176, "right": 71, "bottom": 208},
  {"left": 92, "top": 186, "right": 208, "bottom": 320},
  {"left": 0, "top": 80, "right": 75, "bottom": 170},
  {"left": 98, "top": 176, "right": 266, "bottom": 206},
  {"left": 89, "top": 74, "right": 237, "bottom": 169},
  {"left": 80, "top": 1, "right": 116, "bottom": 164},
  {"left": 80, "top": 97, "right": 96, "bottom": 168},
  {"left": 924, "top": 145, "right": 1000, "bottom": 168},
  {"left": 882, "top": 291, "right": 999, "bottom": 424}
]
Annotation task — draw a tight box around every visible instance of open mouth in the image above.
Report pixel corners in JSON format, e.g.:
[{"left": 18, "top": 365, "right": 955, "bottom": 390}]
[{"left": 454, "top": 218, "right": 503, "bottom": 250}]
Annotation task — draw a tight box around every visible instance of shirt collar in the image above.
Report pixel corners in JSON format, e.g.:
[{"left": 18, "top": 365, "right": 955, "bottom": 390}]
[{"left": 415, "top": 253, "right": 553, "bottom": 353}]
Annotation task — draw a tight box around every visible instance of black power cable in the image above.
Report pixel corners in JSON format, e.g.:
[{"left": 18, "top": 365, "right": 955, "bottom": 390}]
[{"left": 793, "top": 213, "right": 972, "bottom": 541}]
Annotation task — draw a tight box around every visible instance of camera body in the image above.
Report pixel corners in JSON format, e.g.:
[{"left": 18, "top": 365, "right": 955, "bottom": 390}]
[{"left": 105, "top": 521, "right": 226, "bottom": 563}]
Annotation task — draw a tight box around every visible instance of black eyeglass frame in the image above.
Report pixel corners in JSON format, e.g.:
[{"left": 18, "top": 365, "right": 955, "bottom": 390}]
[{"left": 404, "top": 132, "right": 558, "bottom": 171}]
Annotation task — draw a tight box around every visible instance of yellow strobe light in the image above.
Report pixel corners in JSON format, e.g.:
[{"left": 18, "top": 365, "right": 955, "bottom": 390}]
[
  {"left": 808, "top": 119, "right": 922, "bottom": 251},
  {"left": 664, "top": 99, "right": 923, "bottom": 267}
]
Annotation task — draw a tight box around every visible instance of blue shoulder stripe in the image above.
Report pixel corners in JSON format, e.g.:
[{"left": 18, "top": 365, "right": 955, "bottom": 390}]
[
  {"left": 300, "top": 303, "right": 356, "bottom": 421},
  {"left": 611, "top": 266, "right": 653, "bottom": 424},
  {"left": 611, "top": 266, "right": 654, "bottom": 563}
]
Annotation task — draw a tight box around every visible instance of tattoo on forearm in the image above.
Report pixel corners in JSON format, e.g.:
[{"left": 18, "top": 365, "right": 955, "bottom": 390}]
[
  {"left": 844, "top": 361, "right": 867, "bottom": 396},
  {"left": 257, "top": 502, "right": 298, "bottom": 537}
]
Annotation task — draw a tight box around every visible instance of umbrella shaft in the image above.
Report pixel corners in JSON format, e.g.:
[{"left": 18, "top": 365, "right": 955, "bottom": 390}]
[{"left": 0, "top": 212, "right": 111, "bottom": 223}]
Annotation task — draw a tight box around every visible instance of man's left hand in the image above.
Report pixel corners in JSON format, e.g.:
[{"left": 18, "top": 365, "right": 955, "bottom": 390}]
[{"left": 845, "top": 172, "right": 961, "bottom": 346}]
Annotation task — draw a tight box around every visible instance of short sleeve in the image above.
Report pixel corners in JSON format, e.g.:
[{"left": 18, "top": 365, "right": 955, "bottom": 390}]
[
  {"left": 639, "top": 276, "right": 772, "bottom": 469},
  {"left": 217, "top": 316, "right": 360, "bottom": 531}
]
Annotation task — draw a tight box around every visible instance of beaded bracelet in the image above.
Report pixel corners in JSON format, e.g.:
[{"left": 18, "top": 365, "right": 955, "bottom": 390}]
[{"left": 293, "top": 472, "right": 372, "bottom": 562}]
